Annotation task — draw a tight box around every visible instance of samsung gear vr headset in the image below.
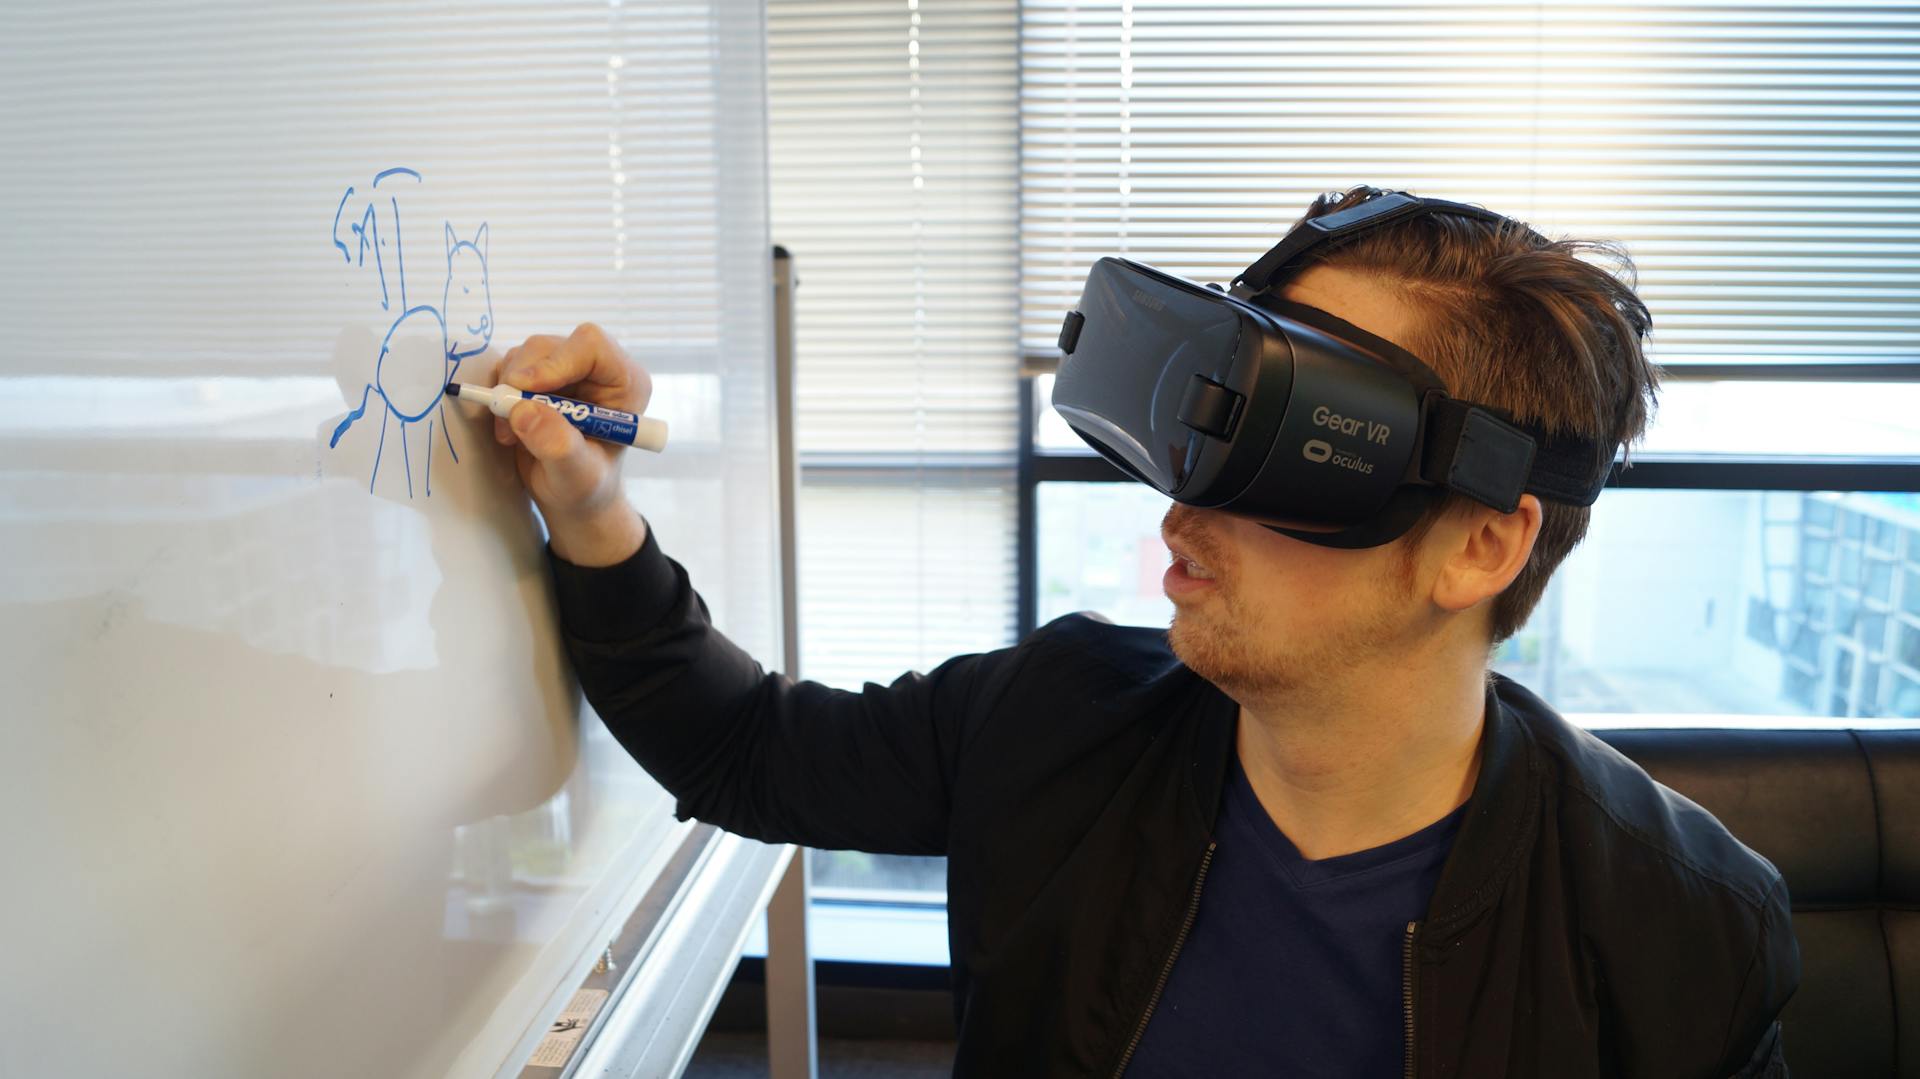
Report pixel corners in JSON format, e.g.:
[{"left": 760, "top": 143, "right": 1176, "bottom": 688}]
[{"left": 1051, "top": 189, "right": 1618, "bottom": 550}]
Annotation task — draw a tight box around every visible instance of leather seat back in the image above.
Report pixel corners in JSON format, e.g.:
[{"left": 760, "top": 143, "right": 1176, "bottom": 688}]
[{"left": 1595, "top": 728, "right": 1920, "bottom": 1077}]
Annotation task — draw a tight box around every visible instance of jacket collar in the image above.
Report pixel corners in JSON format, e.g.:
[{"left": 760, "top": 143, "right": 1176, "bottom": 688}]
[
  {"left": 1180, "top": 669, "right": 1541, "bottom": 943},
  {"left": 1181, "top": 675, "right": 1238, "bottom": 841},
  {"left": 1421, "top": 674, "right": 1542, "bottom": 943}
]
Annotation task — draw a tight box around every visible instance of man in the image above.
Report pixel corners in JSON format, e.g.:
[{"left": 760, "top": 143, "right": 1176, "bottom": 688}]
[{"left": 493, "top": 187, "right": 1799, "bottom": 1076}]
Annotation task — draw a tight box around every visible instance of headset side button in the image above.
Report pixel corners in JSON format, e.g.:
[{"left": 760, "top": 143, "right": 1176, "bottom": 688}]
[
  {"left": 1058, "top": 311, "right": 1086, "bottom": 354},
  {"left": 1177, "top": 375, "right": 1243, "bottom": 439}
]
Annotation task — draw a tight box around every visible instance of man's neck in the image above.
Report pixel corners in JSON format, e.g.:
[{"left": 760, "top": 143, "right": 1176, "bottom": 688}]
[{"left": 1231, "top": 655, "right": 1489, "bottom": 861}]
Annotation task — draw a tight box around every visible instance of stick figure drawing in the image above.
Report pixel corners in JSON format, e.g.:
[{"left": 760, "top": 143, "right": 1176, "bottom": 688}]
[{"left": 327, "top": 168, "right": 493, "bottom": 497}]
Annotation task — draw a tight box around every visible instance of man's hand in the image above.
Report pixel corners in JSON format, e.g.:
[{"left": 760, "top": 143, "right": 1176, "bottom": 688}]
[{"left": 493, "top": 322, "right": 650, "bottom": 567}]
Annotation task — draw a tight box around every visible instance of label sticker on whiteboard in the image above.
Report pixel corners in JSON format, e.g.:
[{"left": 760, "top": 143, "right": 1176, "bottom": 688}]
[{"left": 527, "top": 988, "right": 610, "bottom": 1068}]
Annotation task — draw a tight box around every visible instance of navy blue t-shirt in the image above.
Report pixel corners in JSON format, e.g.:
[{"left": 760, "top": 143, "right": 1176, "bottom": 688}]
[{"left": 1123, "top": 752, "right": 1467, "bottom": 1078}]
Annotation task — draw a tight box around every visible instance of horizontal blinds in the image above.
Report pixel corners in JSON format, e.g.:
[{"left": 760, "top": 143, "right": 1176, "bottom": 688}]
[
  {"left": 770, "top": 0, "right": 1022, "bottom": 455},
  {"left": 770, "top": 0, "right": 1023, "bottom": 687},
  {"left": 0, "top": 2, "right": 752, "bottom": 373},
  {"left": 796, "top": 477, "right": 1018, "bottom": 689},
  {"left": 1020, "top": 0, "right": 1920, "bottom": 365}
]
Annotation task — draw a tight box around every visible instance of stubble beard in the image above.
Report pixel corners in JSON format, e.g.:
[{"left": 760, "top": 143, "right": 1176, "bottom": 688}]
[
  {"left": 1167, "top": 543, "right": 1421, "bottom": 703},
  {"left": 1169, "top": 585, "right": 1312, "bottom": 700}
]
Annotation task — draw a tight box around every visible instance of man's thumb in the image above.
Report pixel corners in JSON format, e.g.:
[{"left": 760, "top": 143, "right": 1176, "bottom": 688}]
[{"left": 509, "top": 400, "right": 583, "bottom": 463}]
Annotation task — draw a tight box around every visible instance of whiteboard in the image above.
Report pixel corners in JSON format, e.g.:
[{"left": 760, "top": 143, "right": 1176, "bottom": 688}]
[{"left": 0, "top": 3, "right": 780, "bottom": 1076}]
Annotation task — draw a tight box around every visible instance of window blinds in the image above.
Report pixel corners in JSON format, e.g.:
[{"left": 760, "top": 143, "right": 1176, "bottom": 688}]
[
  {"left": 770, "top": 0, "right": 1023, "bottom": 456},
  {"left": 1020, "top": 0, "right": 1920, "bottom": 367},
  {"left": 769, "top": 0, "right": 1023, "bottom": 687}
]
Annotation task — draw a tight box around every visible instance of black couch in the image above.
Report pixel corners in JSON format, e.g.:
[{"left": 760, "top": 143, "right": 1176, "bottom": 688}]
[{"left": 1596, "top": 727, "right": 1918, "bottom": 1077}]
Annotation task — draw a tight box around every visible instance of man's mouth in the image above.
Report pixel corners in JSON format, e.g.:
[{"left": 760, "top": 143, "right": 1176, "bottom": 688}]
[
  {"left": 1173, "top": 555, "right": 1216, "bottom": 579},
  {"left": 1162, "top": 531, "right": 1220, "bottom": 582}
]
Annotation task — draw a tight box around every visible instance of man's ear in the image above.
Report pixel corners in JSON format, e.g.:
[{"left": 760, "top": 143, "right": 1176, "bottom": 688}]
[{"left": 1430, "top": 495, "right": 1543, "bottom": 613}]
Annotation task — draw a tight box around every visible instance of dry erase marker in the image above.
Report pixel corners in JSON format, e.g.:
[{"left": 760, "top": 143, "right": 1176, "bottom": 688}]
[{"left": 446, "top": 382, "right": 668, "bottom": 452}]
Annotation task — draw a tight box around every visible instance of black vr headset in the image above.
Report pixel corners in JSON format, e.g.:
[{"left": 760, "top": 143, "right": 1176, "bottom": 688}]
[{"left": 1051, "top": 189, "right": 1618, "bottom": 550}]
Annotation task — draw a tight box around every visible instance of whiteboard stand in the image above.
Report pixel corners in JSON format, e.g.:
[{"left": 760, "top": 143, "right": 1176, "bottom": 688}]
[
  {"left": 766, "top": 244, "right": 821, "bottom": 1079},
  {"left": 766, "top": 849, "right": 819, "bottom": 1079},
  {"left": 528, "top": 246, "right": 816, "bottom": 1079},
  {"left": 552, "top": 828, "right": 797, "bottom": 1079}
]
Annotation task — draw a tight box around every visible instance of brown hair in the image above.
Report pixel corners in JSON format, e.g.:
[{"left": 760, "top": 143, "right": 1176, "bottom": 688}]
[{"left": 1287, "top": 185, "right": 1662, "bottom": 647}]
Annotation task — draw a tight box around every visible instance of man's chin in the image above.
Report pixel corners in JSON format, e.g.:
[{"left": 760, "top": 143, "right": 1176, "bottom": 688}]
[{"left": 1167, "top": 610, "right": 1226, "bottom": 678}]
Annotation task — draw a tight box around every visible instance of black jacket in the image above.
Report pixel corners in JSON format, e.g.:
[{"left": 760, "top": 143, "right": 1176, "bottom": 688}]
[{"left": 549, "top": 524, "right": 1800, "bottom": 1078}]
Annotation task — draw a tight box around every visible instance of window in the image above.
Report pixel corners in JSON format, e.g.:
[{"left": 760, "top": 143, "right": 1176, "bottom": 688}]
[
  {"left": 769, "top": 0, "right": 1920, "bottom": 963},
  {"left": 769, "top": 0, "right": 1022, "bottom": 913},
  {"left": 1037, "top": 482, "right": 1920, "bottom": 720},
  {"left": 1017, "top": 1, "right": 1920, "bottom": 721},
  {"left": 1018, "top": 1, "right": 1920, "bottom": 372}
]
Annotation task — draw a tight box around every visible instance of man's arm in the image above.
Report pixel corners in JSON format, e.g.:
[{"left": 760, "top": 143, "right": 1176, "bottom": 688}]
[
  {"left": 1721, "top": 875, "right": 1800, "bottom": 1078},
  {"left": 492, "top": 323, "right": 1030, "bottom": 851},
  {"left": 1728, "top": 1021, "right": 1787, "bottom": 1079},
  {"left": 549, "top": 520, "right": 1027, "bottom": 853}
]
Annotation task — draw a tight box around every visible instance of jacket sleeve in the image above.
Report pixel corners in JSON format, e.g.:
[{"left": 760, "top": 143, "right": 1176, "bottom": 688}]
[
  {"left": 546, "top": 518, "right": 1029, "bottom": 855},
  {"left": 1727, "top": 1022, "right": 1787, "bottom": 1079},
  {"left": 1722, "top": 875, "right": 1800, "bottom": 1078}
]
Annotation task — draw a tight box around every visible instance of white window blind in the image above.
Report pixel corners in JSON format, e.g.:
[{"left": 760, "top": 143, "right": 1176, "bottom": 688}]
[
  {"left": 1020, "top": 0, "right": 1920, "bottom": 368},
  {"left": 796, "top": 474, "right": 1020, "bottom": 688},
  {"left": 771, "top": 0, "right": 1023, "bottom": 455},
  {"left": 769, "top": 0, "right": 1022, "bottom": 688}
]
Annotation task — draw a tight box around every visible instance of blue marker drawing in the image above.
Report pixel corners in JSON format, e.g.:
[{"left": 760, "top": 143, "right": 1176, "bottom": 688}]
[
  {"left": 374, "top": 166, "right": 423, "bottom": 187},
  {"left": 327, "top": 168, "right": 492, "bottom": 498},
  {"left": 444, "top": 221, "right": 492, "bottom": 361},
  {"left": 330, "top": 168, "right": 424, "bottom": 311},
  {"left": 330, "top": 187, "right": 357, "bottom": 263}
]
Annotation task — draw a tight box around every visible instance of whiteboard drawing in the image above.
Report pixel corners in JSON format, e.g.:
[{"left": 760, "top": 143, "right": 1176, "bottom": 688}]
[{"left": 326, "top": 168, "right": 493, "bottom": 496}]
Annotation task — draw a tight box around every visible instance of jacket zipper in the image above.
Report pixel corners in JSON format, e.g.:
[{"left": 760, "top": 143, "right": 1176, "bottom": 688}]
[
  {"left": 1402, "top": 920, "right": 1419, "bottom": 1079},
  {"left": 1110, "top": 841, "right": 1216, "bottom": 1079}
]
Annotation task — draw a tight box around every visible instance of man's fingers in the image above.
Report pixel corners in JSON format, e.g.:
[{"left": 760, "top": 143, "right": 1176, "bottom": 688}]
[
  {"left": 508, "top": 399, "right": 580, "bottom": 461},
  {"left": 499, "top": 334, "right": 564, "bottom": 391},
  {"left": 509, "top": 400, "right": 612, "bottom": 501},
  {"left": 545, "top": 323, "right": 649, "bottom": 409},
  {"left": 494, "top": 325, "right": 647, "bottom": 415}
]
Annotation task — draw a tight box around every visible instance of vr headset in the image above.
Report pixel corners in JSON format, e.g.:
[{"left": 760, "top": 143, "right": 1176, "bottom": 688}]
[{"left": 1051, "top": 189, "right": 1618, "bottom": 550}]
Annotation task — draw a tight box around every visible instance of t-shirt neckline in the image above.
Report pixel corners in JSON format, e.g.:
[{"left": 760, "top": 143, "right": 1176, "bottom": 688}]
[{"left": 1226, "top": 750, "right": 1469, "bottom": 889}]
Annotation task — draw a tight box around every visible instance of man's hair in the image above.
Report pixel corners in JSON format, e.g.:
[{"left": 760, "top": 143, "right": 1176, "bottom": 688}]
[{"left": 1287, "top": 185, "right": 1662, "bottom": 647}]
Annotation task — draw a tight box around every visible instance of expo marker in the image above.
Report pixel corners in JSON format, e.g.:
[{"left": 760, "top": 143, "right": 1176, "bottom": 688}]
[{"left": 445, "top": 382, "right": 668, "bottom": 452}]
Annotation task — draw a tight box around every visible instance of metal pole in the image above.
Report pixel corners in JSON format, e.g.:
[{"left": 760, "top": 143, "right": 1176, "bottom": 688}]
[{"left": 765, "top": 244, "right": 819, "bottom": 1079}]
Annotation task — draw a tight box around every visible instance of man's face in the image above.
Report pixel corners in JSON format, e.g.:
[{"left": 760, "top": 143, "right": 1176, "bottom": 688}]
[{"left": 1162, "top": 264, "right": 1436, "bottom": 698}]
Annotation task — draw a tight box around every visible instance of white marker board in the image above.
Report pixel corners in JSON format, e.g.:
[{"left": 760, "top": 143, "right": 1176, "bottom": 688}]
[{"left": 0, "top": 3, "right": 780, "bottom": 1076}]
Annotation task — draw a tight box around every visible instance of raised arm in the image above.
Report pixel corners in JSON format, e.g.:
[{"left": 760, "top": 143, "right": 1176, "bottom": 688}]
[
  {"left": 497, "top": 324, "right": 1025, "bottom": 852},
  {"left": 549, "top": 524, "right": 1023, "bottom": 851}
]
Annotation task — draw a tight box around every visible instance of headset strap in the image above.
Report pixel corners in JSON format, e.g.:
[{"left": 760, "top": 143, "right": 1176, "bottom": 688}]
[
  {"left": 1234, "top": 191, "right": 1511, "bottom": 295},
  {"left": 1419, "top": 395, "right": 1612, "bottom": 510}
]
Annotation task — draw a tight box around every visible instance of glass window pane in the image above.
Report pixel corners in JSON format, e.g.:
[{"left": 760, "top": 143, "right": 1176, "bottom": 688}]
[
  {"left": 793, "top": 476, "right": 1015, "bottom": 907},
  {"left": 798, "top": 475, "right": 1017, "bottom": 691},
  {"left": 1038, "top": 482, "right": 1177, "bottom": 630},
  {"left": 1038, "top": 482, "right": 1920, "bottom": 720},
  {"left": 811, "top": 851, "right": 948, "bottom": 899}
]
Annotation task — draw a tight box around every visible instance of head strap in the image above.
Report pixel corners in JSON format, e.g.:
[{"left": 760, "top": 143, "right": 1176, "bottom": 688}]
[
  {"left": 1233, "top": 189, "right": 1521, "bottom": 296},
  {"left": 1420, "top": 396, "right": 1613, "bottom": 511},
  {"left": 1243, "top": 189, "right": 1615, "bottom": 519}
]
